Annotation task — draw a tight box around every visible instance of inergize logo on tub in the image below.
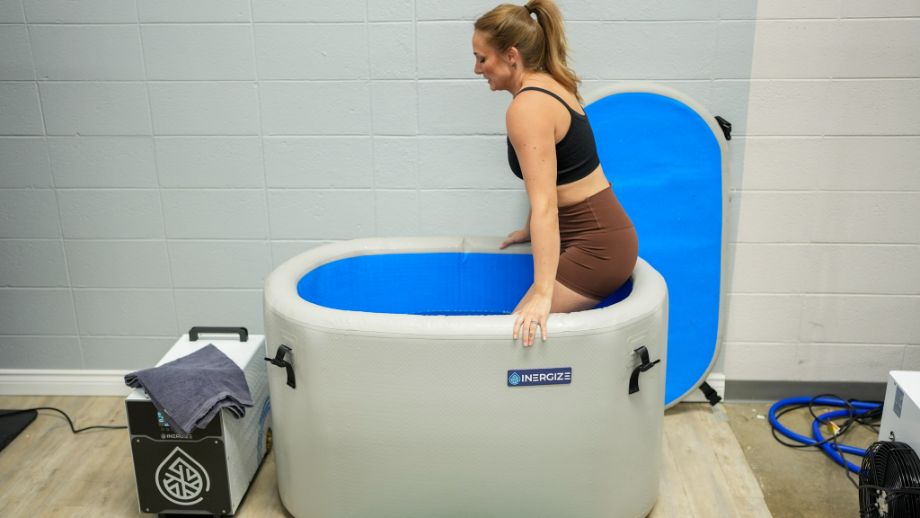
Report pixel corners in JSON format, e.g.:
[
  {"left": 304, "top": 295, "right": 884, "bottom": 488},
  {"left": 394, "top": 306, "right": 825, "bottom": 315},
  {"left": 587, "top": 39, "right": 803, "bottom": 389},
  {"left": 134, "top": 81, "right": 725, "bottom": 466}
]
[{"left": 507, "top": 368, "right": 572, "bottom": 387}]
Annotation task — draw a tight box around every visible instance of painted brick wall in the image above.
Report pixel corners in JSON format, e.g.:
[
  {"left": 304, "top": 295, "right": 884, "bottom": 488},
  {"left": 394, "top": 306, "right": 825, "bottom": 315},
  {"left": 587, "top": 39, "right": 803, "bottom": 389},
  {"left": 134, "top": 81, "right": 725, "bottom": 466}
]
[
  {"left": 0, "top": 0, "right": 916, "bottom": 383},
  {"left": 722, "top": 0, "right": 920, "bottom": 383}
]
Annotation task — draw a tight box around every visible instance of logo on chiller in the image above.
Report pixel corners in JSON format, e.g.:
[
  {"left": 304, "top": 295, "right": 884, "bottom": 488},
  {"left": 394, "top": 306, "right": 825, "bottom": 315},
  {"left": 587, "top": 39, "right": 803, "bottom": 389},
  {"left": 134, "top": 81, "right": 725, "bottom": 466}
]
[{"left": 155, "top": 446, "right": 211, "bottom": 506}]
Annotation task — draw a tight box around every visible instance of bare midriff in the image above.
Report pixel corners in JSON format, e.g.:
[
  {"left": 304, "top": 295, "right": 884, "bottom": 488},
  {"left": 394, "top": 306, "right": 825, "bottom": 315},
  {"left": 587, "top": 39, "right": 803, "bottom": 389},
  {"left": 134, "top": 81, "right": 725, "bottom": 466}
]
[{"left": 557, "top": 166, "right": 611, "bottom": 208}]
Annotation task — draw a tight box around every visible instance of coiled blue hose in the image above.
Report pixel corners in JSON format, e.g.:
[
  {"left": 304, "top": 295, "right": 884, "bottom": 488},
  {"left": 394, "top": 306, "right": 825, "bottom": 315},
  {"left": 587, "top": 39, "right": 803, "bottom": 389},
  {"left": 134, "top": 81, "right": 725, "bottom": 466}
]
[{"left": 768, "top": 396, "right": 882, "bottom": 474}]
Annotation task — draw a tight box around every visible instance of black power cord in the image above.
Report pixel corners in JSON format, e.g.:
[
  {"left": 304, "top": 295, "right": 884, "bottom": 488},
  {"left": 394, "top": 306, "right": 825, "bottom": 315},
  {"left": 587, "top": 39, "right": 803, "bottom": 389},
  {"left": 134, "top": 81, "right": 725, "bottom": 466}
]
[{"left": 0, "top": 407, "right": 126, "bottom": 434}]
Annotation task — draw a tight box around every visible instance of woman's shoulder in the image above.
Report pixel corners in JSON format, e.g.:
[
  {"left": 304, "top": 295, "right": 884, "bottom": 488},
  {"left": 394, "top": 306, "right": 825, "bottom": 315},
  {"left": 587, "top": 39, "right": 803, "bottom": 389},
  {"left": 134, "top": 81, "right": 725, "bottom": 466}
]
[
  {"left": 509, "top": 85, "right": 552, "bottom": 112},
  {"left": 506, "top": 91, "right": 555, "bottom": 138},
  {"left": 506, "top": 95, "right": 545, "bottom": 129}
]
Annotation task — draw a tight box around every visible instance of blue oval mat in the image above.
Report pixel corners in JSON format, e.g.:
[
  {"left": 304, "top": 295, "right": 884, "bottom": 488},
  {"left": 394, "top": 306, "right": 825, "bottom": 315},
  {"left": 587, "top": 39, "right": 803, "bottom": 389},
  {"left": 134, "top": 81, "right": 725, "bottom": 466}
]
[{"left": 586, "top": 90, "right": 726, "bottom": 406}]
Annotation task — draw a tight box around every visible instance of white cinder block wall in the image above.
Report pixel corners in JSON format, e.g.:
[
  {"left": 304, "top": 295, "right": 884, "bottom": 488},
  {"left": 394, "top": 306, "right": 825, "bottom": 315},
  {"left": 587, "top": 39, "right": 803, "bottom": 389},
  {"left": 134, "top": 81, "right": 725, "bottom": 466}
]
[
  {"left": 0, "top": 0, "right": 917, "bottom": 392},
  {"left": 722, "top": 0, "right": 920, "bottom": 385}
]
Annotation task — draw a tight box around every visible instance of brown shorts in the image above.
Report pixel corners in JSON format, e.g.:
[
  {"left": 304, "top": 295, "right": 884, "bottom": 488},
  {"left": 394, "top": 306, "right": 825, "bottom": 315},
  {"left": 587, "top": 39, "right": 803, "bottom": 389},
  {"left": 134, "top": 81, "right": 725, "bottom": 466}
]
[{"left": 556, "top": 184, "right": 638, "bottom": 300}]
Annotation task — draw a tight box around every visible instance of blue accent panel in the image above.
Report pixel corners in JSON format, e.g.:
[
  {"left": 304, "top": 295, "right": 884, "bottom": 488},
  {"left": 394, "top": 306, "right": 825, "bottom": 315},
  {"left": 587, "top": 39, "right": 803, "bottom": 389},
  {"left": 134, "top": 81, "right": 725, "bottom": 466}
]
[
  {"left": 586, "top": 92, "right": 723, "bottom": 406},
  {"left": 298, "top": 253, "right": 633, "bottom": 316}
]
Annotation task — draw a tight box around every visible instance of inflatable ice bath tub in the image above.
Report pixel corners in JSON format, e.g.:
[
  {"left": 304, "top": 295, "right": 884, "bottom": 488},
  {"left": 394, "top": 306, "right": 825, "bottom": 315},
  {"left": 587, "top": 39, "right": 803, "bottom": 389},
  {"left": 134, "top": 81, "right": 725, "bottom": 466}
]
[
  {"left": 263, "top": 236, "right": 668, "bottom": 518},
  {"left": 262, "top": 81, "right": 730, "bottom": 518}
]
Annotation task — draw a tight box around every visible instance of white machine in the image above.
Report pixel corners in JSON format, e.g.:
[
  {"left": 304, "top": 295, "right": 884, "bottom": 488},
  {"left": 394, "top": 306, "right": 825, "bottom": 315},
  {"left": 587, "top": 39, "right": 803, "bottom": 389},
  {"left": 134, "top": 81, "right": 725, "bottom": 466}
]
[
  {"left": 126, "top": 327, "right": 271, "bottom": 516},
  {"left": 878, "top": 371, "right": 920, "bottom": 450}
]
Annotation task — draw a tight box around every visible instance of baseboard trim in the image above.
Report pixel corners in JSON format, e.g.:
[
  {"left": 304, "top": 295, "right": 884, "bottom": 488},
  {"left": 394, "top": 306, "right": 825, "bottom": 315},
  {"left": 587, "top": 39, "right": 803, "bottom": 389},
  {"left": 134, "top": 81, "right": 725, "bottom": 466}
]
[
  {"left": 724, "top": 380, "right": 887, "bottom": 402},
  {"left": 1, "top": 369, "right": 887, "bottom": 403},
  {"left": 0, "top": 369, "right": 131, "bottom": 396},
  {"left": 678, "top": 372, "right": 726, "bottom": 404}
]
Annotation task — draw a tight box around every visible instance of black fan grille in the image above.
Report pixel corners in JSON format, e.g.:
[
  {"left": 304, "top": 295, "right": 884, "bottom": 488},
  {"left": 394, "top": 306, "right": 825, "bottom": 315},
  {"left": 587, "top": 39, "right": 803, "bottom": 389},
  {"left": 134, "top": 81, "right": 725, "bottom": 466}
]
[{"left": 859, "top": 441, "right": 920, "bottom": 517}]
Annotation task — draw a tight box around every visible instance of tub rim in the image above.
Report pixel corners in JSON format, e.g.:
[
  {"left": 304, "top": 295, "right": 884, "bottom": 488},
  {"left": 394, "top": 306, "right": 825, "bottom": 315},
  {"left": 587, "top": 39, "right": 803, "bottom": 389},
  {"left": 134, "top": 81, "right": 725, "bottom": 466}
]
[{"left": 263, "top": 236, "right": 667, "bottom": 339}]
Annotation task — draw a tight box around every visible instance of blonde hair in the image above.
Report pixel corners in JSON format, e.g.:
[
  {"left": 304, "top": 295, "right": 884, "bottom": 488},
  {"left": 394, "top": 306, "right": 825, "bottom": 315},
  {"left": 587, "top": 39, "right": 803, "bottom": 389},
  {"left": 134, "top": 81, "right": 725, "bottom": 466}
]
[{"left": 474, "top": 0, "right": 582, "bottom": 102}]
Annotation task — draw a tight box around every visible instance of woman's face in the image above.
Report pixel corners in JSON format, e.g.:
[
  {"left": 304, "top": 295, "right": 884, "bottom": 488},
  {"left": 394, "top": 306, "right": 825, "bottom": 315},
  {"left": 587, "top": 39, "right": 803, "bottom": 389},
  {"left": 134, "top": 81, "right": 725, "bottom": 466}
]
[{"left": 472, "top": 30, "right": 515, "bottom": 92}]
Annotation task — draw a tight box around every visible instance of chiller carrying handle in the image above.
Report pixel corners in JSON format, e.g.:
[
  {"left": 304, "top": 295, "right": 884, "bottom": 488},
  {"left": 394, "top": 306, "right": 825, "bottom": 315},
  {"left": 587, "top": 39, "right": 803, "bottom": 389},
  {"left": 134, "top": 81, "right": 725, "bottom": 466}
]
[
  {"left": 265, "top": 344, "right": 296, "bottom": 389},
  {"left": 629, "top": 345, "right": 660, "bottom": 395},
  {"left": 189, "top": 326, "right": 249, "bottom": 342}
]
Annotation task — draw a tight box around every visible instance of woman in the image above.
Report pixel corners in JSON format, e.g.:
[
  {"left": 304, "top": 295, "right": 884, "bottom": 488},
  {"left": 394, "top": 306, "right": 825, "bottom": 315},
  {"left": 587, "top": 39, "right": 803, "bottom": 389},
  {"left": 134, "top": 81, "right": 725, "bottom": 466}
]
[{"left": 473, "top": 0, "right": 638, "bottom": 346}]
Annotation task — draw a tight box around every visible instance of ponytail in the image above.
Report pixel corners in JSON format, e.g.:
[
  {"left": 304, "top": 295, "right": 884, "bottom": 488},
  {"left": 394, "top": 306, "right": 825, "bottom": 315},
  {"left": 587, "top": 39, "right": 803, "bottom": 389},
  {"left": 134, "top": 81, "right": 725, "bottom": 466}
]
[
  {"left": 524, "top": 0, "right": 581, "bottom": 102},
  {"left": 475, "top": 0, "right": 582, "bottom": 102}
]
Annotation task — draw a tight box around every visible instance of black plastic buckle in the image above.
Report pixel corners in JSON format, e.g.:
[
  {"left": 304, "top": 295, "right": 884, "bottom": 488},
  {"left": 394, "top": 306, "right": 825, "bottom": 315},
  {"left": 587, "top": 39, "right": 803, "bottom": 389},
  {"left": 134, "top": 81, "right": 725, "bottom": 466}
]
[
  {"left": 629, "top": 345, "right": 661, "bottom": 395},
  {"left": 699, "top": 381, "right": 723, "bottom": 406},
  {"left": 265, "top": 344, "right": 296, "bottom": 389}
]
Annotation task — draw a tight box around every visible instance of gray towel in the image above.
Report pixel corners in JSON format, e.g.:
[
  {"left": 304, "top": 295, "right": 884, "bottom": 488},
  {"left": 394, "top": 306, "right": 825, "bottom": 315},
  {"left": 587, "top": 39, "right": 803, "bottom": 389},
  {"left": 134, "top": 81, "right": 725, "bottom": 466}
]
[{"left": 125, "top": 344, "right": 253, "bottom": 435}]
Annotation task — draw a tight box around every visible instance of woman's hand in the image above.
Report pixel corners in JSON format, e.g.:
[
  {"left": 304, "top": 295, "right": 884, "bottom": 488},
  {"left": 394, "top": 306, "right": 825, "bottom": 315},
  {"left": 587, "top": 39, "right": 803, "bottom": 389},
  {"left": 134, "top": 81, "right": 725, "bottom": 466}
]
[
  {"left": 500, "top": 228, "right": 531, "bottom": 249},
  {"left": 512, "top": 286, "right": 552, "bottom": 346}
]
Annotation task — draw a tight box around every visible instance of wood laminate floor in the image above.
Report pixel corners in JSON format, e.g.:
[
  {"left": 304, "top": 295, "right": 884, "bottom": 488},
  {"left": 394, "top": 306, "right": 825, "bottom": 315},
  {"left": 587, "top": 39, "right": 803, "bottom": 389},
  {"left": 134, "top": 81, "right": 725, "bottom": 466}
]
[{"left": 0, "top": 396, "right": 770, "bottom": 517}]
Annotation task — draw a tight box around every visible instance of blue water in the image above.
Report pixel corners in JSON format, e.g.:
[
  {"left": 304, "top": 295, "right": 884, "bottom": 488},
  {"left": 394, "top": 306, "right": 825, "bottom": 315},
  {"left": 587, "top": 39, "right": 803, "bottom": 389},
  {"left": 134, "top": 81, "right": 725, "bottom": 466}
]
[{"left": 298, "top": 252, "right": 632, "bottom": 316}]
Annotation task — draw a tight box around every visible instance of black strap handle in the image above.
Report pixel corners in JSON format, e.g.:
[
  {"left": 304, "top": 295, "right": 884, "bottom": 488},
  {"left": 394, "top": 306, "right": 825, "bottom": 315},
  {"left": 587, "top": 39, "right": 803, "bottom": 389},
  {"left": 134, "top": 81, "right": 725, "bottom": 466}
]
[
  {"left": 189, "top": 326, "right": 248, "bottom": 342},
  {"left": 629, "top": 345, "right": 661, "bottom": 395},
  {"left": 265, "top": 344, "right": 296, "bottom": 389},
  {"left": 715, "top": 115, "right": 732, "bottom": 141}
]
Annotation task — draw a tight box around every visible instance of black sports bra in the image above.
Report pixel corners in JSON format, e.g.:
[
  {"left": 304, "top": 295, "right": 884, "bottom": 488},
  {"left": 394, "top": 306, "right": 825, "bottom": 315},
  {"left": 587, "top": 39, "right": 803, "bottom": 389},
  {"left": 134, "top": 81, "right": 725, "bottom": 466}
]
[{"left": 507, "top": 86, "right": 600, "bottom": 185}]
